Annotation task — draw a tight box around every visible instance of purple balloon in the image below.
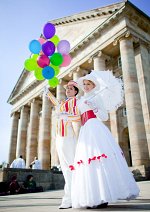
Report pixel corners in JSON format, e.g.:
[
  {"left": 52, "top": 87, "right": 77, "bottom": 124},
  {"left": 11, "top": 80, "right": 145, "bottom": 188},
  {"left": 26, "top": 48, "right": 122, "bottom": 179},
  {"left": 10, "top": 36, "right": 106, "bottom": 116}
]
[
  {"left": 42, "top": 41, "right": 55, "bottom": 56},
  {"left": 57, "top": 40, "right": 70, "bottom": 55},
  {"left": 43, "top": 23, "right": 56, "bottom": 39}
]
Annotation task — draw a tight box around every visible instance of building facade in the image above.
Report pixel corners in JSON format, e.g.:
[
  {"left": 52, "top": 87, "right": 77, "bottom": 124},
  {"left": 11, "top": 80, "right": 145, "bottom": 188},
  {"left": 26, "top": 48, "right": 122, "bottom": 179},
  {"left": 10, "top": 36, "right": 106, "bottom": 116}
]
[{"left": 8, "top": 1, "right": 150, "bottom": 176}]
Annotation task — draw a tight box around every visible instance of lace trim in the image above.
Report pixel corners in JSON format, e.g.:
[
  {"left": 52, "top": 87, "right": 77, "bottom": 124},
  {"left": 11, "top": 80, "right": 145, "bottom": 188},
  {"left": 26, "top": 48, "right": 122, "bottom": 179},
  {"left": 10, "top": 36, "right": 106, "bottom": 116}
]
[{"left": 110, "top": 77, "right": 124, "bottom": 112}]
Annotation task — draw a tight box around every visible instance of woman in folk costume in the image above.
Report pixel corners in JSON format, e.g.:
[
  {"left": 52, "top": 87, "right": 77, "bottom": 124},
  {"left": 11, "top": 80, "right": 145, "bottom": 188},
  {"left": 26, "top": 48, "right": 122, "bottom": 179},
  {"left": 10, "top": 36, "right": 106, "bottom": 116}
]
[
  {"left": 70, "top": 71, "right": 139, "bottom": 209},
  {"left": 45, "top": 80, "right": 80, "bottom": 209}
]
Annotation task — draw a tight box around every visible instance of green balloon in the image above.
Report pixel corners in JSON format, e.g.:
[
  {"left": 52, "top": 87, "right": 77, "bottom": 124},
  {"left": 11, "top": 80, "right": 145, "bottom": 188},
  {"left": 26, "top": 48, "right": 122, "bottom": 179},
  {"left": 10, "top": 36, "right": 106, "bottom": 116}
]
[
  {"left": 31, "top": 54, "right": 39, "bottom": 60},
  {"left": 50, "top": 64, "right": 60, "bottom": 76},
  {"left": 34, "top": 64, "right": 42, "bottom": 72},
  {"left": 50, "top": 35, "right": 60, "bottom": 46},
  {"left": 34, "top": 69, "right": 44, "bottom": 80},
  {"left": 24, "top": 58, "right": 37, "bottom": 71},
  {"left": 50, "top": 53, "right": 63, "bottom": 66},
  {"left": 48, "top": 77, "right": 59, "bottom": 88}
]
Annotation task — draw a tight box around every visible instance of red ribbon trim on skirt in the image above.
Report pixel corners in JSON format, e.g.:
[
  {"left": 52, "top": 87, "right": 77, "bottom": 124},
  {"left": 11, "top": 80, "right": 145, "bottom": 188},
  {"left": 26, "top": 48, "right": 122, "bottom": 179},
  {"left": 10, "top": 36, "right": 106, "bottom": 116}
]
[{"left": 69, "top": 154, "right": 108, "bottom": 171}]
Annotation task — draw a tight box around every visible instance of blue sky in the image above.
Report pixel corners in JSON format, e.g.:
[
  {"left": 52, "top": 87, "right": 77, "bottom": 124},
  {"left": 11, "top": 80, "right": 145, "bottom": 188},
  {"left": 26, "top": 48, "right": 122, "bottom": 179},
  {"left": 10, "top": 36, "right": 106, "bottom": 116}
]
[{"left": 0, "top": 0, "right": 150, "bottom": 164}]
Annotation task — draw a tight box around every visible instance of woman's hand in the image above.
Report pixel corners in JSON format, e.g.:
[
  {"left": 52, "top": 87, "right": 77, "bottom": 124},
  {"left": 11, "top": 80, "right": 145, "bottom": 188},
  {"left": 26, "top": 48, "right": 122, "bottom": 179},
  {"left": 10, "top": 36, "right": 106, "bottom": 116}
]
[{"left": 84, "top": 100, "right": 98, "bottom": 113}]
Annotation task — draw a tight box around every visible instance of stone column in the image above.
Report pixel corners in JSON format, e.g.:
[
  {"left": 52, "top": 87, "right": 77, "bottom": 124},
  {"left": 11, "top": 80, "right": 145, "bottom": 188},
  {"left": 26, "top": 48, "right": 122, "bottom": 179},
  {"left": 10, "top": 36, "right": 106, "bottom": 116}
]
[
  {"left": 8, "top": 112, "right": 20, "bottom": 164},
  {"left": 50, "top": 108, "right": 58, "bottom": 167},
  {"left": 73, "top": 67, "right": 84, "bottom": 97},
  {"left": 73, "top": 68, "right": 82, "bottom": 138},
  {"left": 26, "top": 99, "right": 40, "bottom": 168},
  {"left": 16, "top": 105, "right": 29, "bottom": 160},
  {"left": 149, "top": 48, "right": 150, "bottom": 63},
  {"left": 56, "top": 82, "right": 66, "bottom": 101},
  {"left": 110, "top": 111, "right": 119, "bottom": 144},
  {"left": 135, "top": 43, "right": 150, "bottom": 158},
  {"left": 93, "top": 53, "right": 110, "bottom": 129},
  {"left": 93, "top": 53, "right": 106, "bottom": 71},
  {"left": 119, "top": 37, "right": 149, "bottom": 166},
  {"left": 38, "top": 94, "right": 51, "bottom": 170}
]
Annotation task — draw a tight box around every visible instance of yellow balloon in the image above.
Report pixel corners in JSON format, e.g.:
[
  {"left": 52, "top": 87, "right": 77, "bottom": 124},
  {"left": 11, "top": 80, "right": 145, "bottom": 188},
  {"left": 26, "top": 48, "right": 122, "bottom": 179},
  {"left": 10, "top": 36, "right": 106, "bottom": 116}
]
[
  {"left": 31, "top": 54, "right": 39, "bottom": 60},
  {"left": 34, "top": 69, "right": 44, "bottom": 80},
  {"left": 48, "top": 77, "right": 59, "bottom": 88},
  {"left": 24, "top": 58, "right": 37, "bottom": 71},
  {"left": 49, "top": 64, "right": 60, "bottom": 76},
  {"left": 50, "top": 35, "right": 60, "bottom": 46}
]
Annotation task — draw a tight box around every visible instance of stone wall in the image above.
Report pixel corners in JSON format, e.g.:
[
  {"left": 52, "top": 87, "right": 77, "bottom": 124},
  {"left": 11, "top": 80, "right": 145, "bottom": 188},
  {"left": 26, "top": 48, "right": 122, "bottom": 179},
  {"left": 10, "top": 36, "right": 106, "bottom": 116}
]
[{"left": 0, "top": 168, "right": 65, "bottom": 191}]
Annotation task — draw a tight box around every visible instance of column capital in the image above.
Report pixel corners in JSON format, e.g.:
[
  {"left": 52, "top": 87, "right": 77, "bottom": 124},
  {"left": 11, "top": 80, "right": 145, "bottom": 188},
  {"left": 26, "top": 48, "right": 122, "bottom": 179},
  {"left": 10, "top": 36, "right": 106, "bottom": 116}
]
[
  {"left": 71, "top": 68, "right": 88, "bottom": 77},
  {"left": 10, "top": 111, "right": 20, "bottom": 118},
  {"left": 139, "top": 39, "right": 150, "bottom": 49},
  {"left": 39, "top": 92, "right": 43, "bottom": 98},
  {"left": 67, "top": 67, "right": 81, "bottom": 78},
  {"left": 114, "top": 31, "right": 140, "bottom": 46},
  {"left": 73, "top": 66, "right": 80, "bottom": 73},
  {"left": 88, "top": 57, "right": 93, "bottom": 64},
  {"left": 73, "top": 66, "right": 87, "bottom": 75},
  {"left": 113, "top": 30, "right": 132, "bottom": 46},
  {"left": 82, "top": 70, "right": 89, "bottom": 76},
  {"left": 18, "top": 105, "right": 30, "bottom": 113},
  {"left": 68, "top": 72, "right": 73, "bottom": 77},
  {"left": 68, "top": 67, "right": 82, "bottom": 77},
  {"left": 28, "top": 98, "right": 42, "bottom": 106},
  {"left": 89, "top": 51, "right": 110, "bottom": 63},
  {"left": 96, "top": 51, "right": 110, "bottom": 61},
  {"left": 59, "top": 78, "right": 66, "bottom": 85}
]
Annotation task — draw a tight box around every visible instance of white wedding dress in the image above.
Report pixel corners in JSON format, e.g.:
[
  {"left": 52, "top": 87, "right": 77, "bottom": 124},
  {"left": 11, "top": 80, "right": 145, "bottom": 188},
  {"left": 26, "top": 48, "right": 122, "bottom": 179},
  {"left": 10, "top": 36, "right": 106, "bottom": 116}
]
[{"left": 71, "top": 90, "right": 139, "bottom": 208}]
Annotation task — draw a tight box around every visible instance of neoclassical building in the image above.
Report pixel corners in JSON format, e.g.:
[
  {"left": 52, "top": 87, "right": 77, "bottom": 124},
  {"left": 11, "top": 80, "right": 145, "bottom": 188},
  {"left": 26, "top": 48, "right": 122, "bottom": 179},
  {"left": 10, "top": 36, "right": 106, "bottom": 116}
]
[{"left": 8, "top": 1, "right": 150, "bottom": 177}]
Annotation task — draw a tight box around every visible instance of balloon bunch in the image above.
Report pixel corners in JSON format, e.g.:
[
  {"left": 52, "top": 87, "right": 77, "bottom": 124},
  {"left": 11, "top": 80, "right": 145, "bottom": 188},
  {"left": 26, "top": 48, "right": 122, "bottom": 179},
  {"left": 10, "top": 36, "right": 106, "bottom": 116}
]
[{"left": 24, "top": 22, "right": 72, "bottom": 88}]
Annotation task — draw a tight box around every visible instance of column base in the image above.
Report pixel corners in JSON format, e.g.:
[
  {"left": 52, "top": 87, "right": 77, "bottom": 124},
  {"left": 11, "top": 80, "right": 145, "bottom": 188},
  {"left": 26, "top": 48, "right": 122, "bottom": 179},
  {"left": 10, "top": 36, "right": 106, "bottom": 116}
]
[{"left": 129, "top": 165, "right": 150, "bottom": 181}]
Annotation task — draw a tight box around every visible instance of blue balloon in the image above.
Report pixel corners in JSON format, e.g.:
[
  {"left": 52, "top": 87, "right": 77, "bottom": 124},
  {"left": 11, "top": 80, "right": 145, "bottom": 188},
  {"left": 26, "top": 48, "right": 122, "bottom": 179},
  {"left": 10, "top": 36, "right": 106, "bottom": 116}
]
[
  {"left": 42, "top": 66, "right": 55, "bottom": 79},
  {"left": 29, "top": 40, "right": 41, "bottom": 54}
]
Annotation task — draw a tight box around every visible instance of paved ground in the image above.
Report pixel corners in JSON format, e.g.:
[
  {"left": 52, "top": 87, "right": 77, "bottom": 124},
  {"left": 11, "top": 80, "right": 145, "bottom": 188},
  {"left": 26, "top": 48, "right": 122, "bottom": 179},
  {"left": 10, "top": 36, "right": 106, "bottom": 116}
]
[{"left": 0, "top": 181, "right": 150, "bottom": 212}]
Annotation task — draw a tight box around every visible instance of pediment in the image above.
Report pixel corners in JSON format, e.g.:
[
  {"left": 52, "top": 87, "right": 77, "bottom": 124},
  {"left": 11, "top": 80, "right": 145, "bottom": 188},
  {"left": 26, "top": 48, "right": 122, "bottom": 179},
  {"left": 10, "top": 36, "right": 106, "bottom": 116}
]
[
  {"left": 54, "top": 16, "right": 109, "bottom": 49},
  {"left": 8, "top": 70, "right": 37, "bottom": 103},
  {"left": 19, "top": 71, "right": 35, "bottom": 91},
  {"left": 52, "top": 2, "right": 125, "bottom": 48}
]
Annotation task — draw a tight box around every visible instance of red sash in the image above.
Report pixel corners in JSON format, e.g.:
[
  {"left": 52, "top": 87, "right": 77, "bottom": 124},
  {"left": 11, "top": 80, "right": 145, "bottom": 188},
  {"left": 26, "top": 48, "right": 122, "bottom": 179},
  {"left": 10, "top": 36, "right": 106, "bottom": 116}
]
[{"left": 81, "top": 110, "right": 96, "bottom": 126}]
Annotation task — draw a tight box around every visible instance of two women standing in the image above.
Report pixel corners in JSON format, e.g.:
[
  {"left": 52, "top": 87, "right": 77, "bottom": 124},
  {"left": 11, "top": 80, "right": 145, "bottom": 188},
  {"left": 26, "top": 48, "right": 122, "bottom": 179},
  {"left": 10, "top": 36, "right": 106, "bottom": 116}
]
[{"left": 46, "top": 71, "right": 139, "bottom": 209}]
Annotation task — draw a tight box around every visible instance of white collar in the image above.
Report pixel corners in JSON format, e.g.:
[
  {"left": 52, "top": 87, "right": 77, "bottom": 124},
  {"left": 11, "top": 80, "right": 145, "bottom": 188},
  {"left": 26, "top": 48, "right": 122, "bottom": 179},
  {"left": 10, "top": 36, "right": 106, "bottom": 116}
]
[{"left": 84, "top": 87, "right": 98, "bottom": 98}]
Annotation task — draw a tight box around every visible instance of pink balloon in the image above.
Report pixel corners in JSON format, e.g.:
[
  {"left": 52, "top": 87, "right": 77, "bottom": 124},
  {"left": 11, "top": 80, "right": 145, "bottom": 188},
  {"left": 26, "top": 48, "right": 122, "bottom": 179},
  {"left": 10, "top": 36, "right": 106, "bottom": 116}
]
[
  {"left": 61, "top": 54, "right": 72, "bottom": 67},
  {"left": 38, "top": 37, "right": 46, "bottom": 45},
  {"left": 37, "top": 55, "right": 50, "bottom": 68}
]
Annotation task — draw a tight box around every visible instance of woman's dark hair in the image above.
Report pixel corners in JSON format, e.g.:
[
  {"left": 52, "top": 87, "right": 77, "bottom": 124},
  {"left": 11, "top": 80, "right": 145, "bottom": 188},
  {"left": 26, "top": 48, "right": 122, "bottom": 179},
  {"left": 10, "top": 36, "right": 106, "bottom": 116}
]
[
  {"left": 73, "top": 86, "right": 79, "bottom": 96},
  {"left": 11, "top": 175, "right": 17, "bottom": 181},
  {"left": 27, "top": 174, "right": 33, "bottom": 181}
]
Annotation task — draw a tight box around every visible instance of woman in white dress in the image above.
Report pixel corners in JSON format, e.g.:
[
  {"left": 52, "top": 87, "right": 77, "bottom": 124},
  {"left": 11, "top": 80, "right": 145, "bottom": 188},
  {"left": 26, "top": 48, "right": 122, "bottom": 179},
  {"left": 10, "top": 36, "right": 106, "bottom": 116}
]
[{"left": 70, "top": 73, "right": 140, "bottom": 209}]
